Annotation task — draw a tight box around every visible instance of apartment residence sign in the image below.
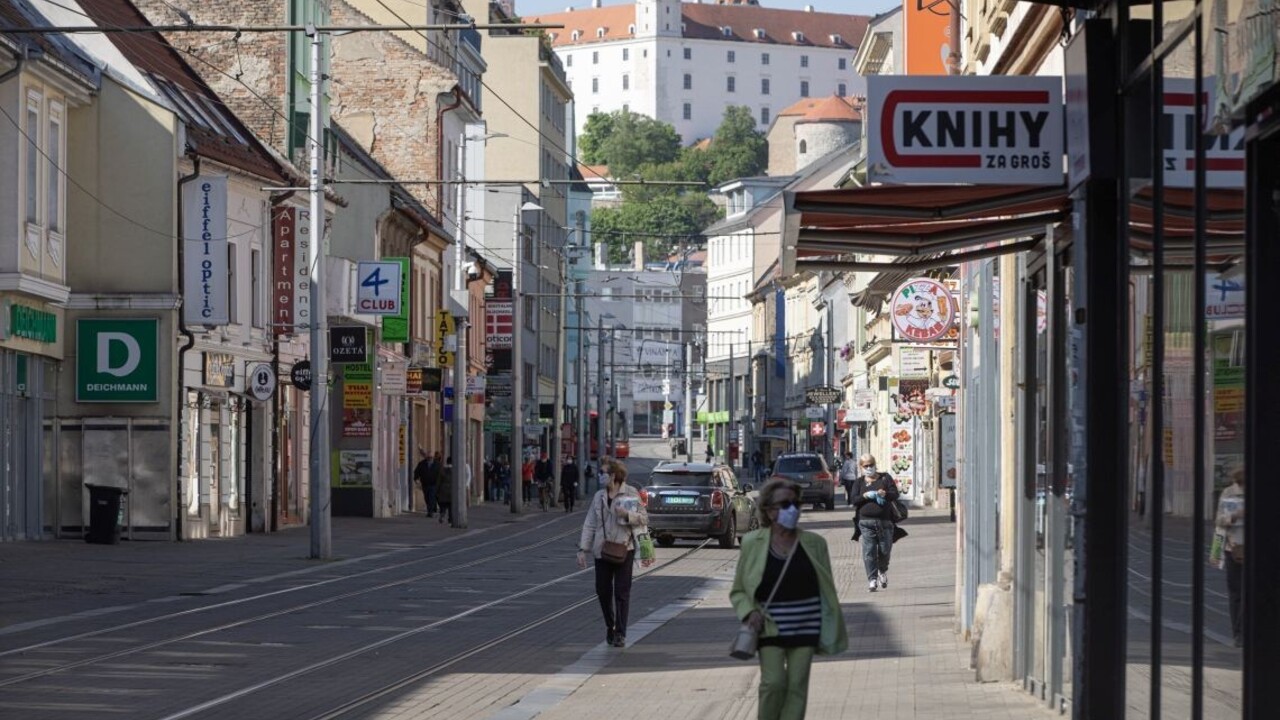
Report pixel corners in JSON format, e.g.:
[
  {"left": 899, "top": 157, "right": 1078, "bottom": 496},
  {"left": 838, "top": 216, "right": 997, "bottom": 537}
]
[
  {"left": 867, "top": 75, "right": 1064, "bottom": 185},
  {"left": 890, "top": 278, "right": 956, "bottom": 343}
]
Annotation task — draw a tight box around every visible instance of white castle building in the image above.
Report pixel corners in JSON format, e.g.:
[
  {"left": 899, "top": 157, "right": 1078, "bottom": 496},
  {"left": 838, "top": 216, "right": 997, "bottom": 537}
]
[{"left": 528, "top": 0, "right": 871, "bottom": 143}]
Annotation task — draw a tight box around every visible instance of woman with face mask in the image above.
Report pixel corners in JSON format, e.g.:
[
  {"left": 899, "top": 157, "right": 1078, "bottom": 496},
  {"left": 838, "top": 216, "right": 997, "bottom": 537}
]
[
  {"left": 577, "top": 461, "right": 653, "bottom": 647},
  {"left": 851, "top": 453, "right": 900, "bottom": 593},
  {"left": 730, "top": 478, "right": 847, "bottom": 720}
]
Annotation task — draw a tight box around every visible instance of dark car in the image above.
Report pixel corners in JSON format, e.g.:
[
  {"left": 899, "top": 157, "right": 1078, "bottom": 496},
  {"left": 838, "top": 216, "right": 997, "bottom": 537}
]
[
  {"left": 770, "top": 452, "right": 836, "bottom": 510},
  {"left": 642, "top": 462, "right": 757, "bottom": 548}
]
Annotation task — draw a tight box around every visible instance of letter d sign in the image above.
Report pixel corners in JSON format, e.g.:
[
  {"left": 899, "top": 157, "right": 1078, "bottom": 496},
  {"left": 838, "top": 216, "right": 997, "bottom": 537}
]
[{"left": 98, "top": 332, "right": 141, "bottom": 377}]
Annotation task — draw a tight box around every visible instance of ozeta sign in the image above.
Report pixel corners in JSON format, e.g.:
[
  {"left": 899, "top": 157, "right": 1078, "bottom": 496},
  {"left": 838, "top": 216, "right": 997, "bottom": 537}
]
[{"left": 76, "top": 318, "right": 159, "bottom": 403}]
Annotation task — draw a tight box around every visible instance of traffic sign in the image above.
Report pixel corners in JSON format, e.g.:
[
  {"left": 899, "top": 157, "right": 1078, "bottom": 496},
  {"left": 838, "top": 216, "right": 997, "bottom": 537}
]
[
  {"left": 805, "top": 385, "right": 842, "bottom": 405},
  {"left": 247, "top": 363, "right": 277, "bottom": 401},
  {"left": 356, "top": 261, "right": 403, "bottom": 315}
]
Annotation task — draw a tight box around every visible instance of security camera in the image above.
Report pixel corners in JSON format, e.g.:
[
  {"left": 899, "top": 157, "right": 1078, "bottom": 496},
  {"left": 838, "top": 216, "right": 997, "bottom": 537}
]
[{"left": 465, "top": 262, "right": 481, "bottom": 281}]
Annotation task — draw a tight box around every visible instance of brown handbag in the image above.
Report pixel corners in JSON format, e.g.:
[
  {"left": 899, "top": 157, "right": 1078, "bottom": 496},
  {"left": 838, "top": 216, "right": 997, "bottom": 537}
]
[{"left": 599, "top": 494, "right": 629, "bottom": 564}]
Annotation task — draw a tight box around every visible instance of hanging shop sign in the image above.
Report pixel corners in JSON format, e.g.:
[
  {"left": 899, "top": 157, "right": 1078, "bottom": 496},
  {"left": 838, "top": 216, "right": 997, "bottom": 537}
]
[
  {"left": 1206, "top": 271, "right": 1246, "bottom": 320},
  {"left": 942, "top": 375, "right": 960, "bottom": 389},
  {"left": 182, "top": 176, "right": 229, "bottom": 326},
  {"left": 380, "top": 361, "right": 408, "bottom": 395},
  {"left": 903, "top": 0, "right": 953, "bottom": 76},
  {"left": 1162, "top": 79, "right": 1245, "bottom": 189},
  {"left": 380, "top": 258, "right": 410, "bottom": 343},
  {"left": 485, "top": 300, "right": 514, "bottom": 349},
  {"left": 356, "top": 261, "right": 403, "bottom": 315},
  {"left": 853, "top": 388, "right": 877, "bottom": 408},
  {"left": 434, "top": 310, "right": 456, "bottom": 368},
  {"left": 75, "top": 318, "right": 159, "bottom": 403},
  {"left": 898, "top": 347, "right": 931, "bottom": 379},
  {"left": 809, "top": 421, "right": 826, "bottom": 437},
  {"left": 867, "top": 75, "right": 1064, "bottom": 185},
  {"left": 805, "top": 385, "right": 842, "bottom": 405},
  {"left": 330, "top": 326, "right": 368, "bottom": 364},
  {"left": 421, "top": 367, "right": 443, "bottom": 392},
  {"left": 247, "top": 363, "right": 277, "bottom": 401},
  {"left": 890, "top": 277, "right": 957, "bottom": 343},
  {"left": 203, "top": 352, "right": 235, "bottom": 388},
  {"left": 3, "top": 302, "right": 57, "bottom": 344},
  {"left": 406, "top": 366, "right": 424, "bottom": 394},
  {"left": 272, "top": 206, "right": 296, "bottom": 335},
  {"left": 290, "top": 360, "right": 312, "bottom": 391},
  {"left": 939, "top": 412, "right": 957, "bottom": 489}
]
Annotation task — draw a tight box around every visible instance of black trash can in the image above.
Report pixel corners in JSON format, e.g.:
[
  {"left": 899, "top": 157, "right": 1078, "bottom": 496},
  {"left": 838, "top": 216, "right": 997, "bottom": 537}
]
[{"left": 85, "top": 483, "right": 128, "bottom": 544}]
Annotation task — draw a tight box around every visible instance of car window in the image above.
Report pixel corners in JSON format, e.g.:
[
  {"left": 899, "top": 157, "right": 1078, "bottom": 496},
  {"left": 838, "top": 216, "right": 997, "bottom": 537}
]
[
  {"left": 774, "top": 456, "right": 824, "bottom": 474},
  {"left": 650, "top": 471, "right": 714, "bottom": 487}
]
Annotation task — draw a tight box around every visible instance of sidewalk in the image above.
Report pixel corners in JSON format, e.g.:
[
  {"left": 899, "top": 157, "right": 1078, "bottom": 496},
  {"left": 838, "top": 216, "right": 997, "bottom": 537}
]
[
  {"left": 0, "top": 499, "right": 545, "bottom": 634},
  {"left": 508, "top": 508, "right": 1062, "bottom": 720}
]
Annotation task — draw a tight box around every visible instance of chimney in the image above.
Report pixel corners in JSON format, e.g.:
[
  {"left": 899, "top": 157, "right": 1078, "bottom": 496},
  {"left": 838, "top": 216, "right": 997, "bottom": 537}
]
[
  {"left": 804, "top": 4, "right": 815, "bottom": 11},
  {"left": 634, "top": 241, "right": 644, "bottom": 271}
]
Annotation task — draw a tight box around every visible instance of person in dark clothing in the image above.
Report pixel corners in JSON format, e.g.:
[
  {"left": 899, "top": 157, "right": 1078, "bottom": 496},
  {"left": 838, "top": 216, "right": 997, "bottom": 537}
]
[
  {"left": 535, "top": 452, "right": 555, "bottom": 508},
  {"left": 561, "top": 458, "right": 580, "bottom": 513},
  {"left": 413, "top": 450, "right": 434, "bottom": 516},
  {"left": 436, "top": 456, "right": 455, "bottom": 525},
  {"left": 851, "top": 453, "right": 900, "bottom": 593}
]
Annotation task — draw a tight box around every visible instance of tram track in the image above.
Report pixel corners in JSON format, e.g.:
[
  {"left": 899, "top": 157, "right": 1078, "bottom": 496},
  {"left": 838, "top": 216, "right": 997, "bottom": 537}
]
[
  {"left": 159, "top": 539, "right": 717, "bottom": 720},
  {"left": 0, "top": 515, "right": 579, "bottom": 687}
]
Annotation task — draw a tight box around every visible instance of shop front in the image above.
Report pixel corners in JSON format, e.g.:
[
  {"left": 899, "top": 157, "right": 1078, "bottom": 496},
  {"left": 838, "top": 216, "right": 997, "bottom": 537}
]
[{"left": 0, "top": 299, "right": 61, "bottom": 541}]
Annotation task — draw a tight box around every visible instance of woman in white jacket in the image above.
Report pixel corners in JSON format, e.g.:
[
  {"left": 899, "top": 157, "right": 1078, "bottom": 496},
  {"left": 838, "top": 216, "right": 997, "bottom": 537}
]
[{"left": 576, "top": 461, "right": 652, "bottom": 647}]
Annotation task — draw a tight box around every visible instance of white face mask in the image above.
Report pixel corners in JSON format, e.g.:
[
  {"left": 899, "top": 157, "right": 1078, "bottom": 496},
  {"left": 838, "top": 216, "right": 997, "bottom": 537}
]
[
  {"left": 777, "top": 503, "right": 801, "bottom": 530},
  {"left": 862, "top": 465, "right": 878, "bottom": 477}
]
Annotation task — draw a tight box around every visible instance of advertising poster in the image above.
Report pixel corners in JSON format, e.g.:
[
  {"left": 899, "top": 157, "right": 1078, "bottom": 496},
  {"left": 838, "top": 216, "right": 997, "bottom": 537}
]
[
  {"left": 939, "top": 413, "right": 957, "bottom": 488},
  {"left": 333, "top": 449, "right": 373, "bottom": 487},
  {"left": 892, "top": 378, "right": 932, "bottom": 416},
  {"left": 342, "top": 408, "right": 373, "bottom": 437},
  {"left": 889, "top": 414, "right": 916, "bottom": 498}
]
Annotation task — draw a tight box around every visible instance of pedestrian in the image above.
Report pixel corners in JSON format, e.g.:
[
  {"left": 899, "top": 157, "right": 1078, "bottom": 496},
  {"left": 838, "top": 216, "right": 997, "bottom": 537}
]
[
  {"left": 577, "top": 461, "right": 652, "bottom": 648},
  {"left": 522, "top": 455, "right": 535, "bottom": 504},
  {"left": 436, "top": 456, "right": 455, "bottom": 525},
  {"left": 1214, "top": 468, "right": 1246, "bottom": 646},
  {"left": 425, "top": 451, "right": 443, "bottom": 517},
  {"left": 851, "top": 453, "right": 900, "bottom": 592},
  {"left": 413, "top": 450, "right": 433, "bottom": 516},
  {"left": 535, "top": 452, "right": 555, "bottom": 508},
  {"left": 561, "top": 456, "right": 580, "bottom": 513},
  {"left": 483, "top": 459, "right": 495, "bottom": 502},
  {"left": 838, "top": 452, "right": 859, "bottom": 507},
  {"left": 496, "top": 455, "right": 510, "bottom": 503},
  {"left": 706, "top": 444, "right": 715, "bottom": 463},
  {"left": 730, "top": 478, "right": 847, "bottom": 720}
]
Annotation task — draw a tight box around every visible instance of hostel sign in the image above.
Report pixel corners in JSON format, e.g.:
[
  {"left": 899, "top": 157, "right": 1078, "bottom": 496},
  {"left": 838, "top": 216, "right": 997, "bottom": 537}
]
[
  {"left": 76, "top": 318, "right": 158, "bottom": 403},
  {"left": 867, "top": 75, "right": 1064, "bottom": 185}
]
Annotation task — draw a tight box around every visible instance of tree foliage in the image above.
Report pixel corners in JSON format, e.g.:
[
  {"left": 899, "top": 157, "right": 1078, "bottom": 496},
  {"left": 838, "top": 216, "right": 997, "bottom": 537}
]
[
  {"left": 577, "top": 110, "right": 681, "bottom": 177},
  {"left": 591, "top": 193, "right": 718, "bottom": 265}
]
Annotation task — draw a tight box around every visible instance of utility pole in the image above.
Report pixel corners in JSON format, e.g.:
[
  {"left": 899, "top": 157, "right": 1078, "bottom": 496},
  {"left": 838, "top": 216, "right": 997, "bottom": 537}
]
[
  {"left": 450, "top": 143, "right": 468, "bottom": 528},
  {"left": 306, "top": 27, "right": 331, "bottom": 560},
  {"left": 826, "top": 303, "right": 835, "bottom": 461},
  {"left": 609, "top": 328, "right": 617, "bottom": 453},
  {"left": 596, "top": 315, "right": 606, "bottom": 473},
  {"left": 510, "top": 205, "right": 524, "bottom": 514},
  {"left": 575, "top": 256, "right": 587, "bottom": 498},
  {"left": 728, "top": 342, "right": 735, "bottom": 472},
  {"left": 684, "top": 341, "right": 693, "bottom": 462},
  {"left": 552, "top": 247, "right": 568, "bottom": 504}
]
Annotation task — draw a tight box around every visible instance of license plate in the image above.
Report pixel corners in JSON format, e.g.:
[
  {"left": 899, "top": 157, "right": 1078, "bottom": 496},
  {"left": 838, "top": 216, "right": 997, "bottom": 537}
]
[{"left": 664, "top": 496, "right": 695, "bottom": 505}]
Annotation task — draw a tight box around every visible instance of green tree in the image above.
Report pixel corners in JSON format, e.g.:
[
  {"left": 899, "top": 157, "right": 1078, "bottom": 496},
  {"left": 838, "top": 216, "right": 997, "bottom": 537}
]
[
  {"left": 577, "top": 110, "right": 681, "bottom": 177},
  {"left": 704, "top": 105, "right": 769, "bottom": 186},
  {"left": 592, "top": 192, "right": 720, "bottom": 265},
  {"left": 578, "top": 111, "right": 615, "bottom": 165}
]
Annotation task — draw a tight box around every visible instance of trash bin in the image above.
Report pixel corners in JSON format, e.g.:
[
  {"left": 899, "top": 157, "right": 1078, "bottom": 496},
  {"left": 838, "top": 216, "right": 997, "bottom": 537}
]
[{"left": 85, "top": 483, "right": 128, "bottom": 544}]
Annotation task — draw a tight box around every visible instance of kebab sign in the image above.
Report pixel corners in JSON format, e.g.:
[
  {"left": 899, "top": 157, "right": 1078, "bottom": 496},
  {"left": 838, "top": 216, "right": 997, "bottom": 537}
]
[
  {"left": 890, "top": 277, "right": 956, "bottom": 343},
  {"left": 867, "top": 75, "right": 1064, "bottom": 185}
]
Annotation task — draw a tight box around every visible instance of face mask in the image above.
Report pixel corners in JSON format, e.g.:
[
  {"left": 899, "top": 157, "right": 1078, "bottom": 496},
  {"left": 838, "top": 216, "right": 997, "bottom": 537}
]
[
  {"left": 777, "top": 504, "right": 801, "bottom": 530},
  {"left": 862, "top": 465, "right": 878, "bottom": 477}
]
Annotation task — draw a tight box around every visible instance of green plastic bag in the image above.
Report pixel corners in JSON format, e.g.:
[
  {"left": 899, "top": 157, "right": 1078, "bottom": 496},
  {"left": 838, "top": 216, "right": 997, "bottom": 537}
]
[{"left": 637, "top": 532, "right": 655, "bottom": 562}]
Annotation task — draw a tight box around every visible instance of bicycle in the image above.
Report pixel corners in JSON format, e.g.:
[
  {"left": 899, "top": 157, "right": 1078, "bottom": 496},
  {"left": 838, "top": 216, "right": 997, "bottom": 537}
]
[{"left": 537, "top": 480, "right": 554, "bottom": 511}]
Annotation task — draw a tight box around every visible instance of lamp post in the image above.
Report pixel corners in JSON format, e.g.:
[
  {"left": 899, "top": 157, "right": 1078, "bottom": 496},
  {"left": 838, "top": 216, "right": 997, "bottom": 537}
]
[{"left": 306, "top": 27, "right": 330, "bottom": 560}]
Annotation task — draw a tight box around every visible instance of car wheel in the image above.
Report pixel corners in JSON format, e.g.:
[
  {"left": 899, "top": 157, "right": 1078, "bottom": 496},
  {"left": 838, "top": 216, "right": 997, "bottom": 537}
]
[
  {"left": 656, "top": 535, "right": 676, "bottom": 548},
  {"left": 718, "top": 515, "right": 736, "bottom": 549}
]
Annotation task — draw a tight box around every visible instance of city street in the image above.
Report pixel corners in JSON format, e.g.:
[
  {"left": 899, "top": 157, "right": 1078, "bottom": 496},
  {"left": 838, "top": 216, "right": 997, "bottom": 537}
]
[{"left": 0, "top": 437, "right": 1057, "bottom": 720}]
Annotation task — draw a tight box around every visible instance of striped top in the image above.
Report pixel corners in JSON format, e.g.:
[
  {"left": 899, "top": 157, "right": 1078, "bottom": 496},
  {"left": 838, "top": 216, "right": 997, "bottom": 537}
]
[{"left": 756, "top": 544, "right": 822, "bottom": 648}]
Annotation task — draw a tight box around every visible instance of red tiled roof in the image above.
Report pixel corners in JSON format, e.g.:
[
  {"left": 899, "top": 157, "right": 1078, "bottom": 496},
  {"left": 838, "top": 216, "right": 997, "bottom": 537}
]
[
  {"left": 779, "top": 95, "right": 862, "bottom": 119},
  {"left": 79, "top": 0, "right": 289, "bottom": 183},
  {"left": 578, "top": 162, "right": 612, "bottom": 180},
  {"left": 797, "top": 95, "right": 862, "bottom": 123},
  {"left": 531, "top": 3, "right": 869, "bottom": 50}
]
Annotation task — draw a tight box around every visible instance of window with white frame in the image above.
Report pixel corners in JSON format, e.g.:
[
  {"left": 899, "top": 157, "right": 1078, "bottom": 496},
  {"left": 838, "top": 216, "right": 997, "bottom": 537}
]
[
  {"left": 623, "top": 74, "right": 630, "bottom": 90},
  {"left": 623, "top": 47, "right": 629, "bottom": 61},
  {"left": 47, "top": 102, "right": 63, "bottom": 235},
  {"left": 25, "top": 91, "right": 40, "bottom": 226},
  {"left": 838, "top": 83, "right": 847, "bottom": 96},
  {"left": 251, "top": 248, "right": 263, "bottom": 328},
  {"left": 801, "top": 55, "right": 809, "bottom": 68},
  {"left": 228, "top": 243, "right": 239, "bottom": 323},
  {"left": 727, "top": 76, "right": 735, "bottom": 93}
]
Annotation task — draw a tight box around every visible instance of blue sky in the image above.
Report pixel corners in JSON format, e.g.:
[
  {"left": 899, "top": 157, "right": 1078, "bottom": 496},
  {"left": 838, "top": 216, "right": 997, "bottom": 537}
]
[{"left": 517, "top": 0, "right": 900, "bottom": 17}]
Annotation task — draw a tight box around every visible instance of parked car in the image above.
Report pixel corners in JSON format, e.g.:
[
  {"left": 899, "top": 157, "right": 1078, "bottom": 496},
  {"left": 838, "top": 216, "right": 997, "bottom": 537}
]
[
  {"left": 642, "top": 463, "right": 757, "bottom": 548},
  {"left": 769, "top": 452, "right": 836, "bottom": 510}
]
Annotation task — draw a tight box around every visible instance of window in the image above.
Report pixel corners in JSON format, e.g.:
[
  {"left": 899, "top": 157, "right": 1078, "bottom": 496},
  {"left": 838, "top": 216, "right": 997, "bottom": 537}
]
[
  {"left": 251, "top": 248, "right": 263, "bottom": 328},
  {"left": 838, "top": 57, "right": 847, "bottom": 70},
  {"left": 596, "top": 28, "right": 605, "bottom": 38},
  {"left": 683, "top": 47, "right": 691, "bottom": 60},
  {"left": 800, "top": 80, "right": 810, "bottom": 97},
  {"left": 623, "top": 48, "right": 629, "bottom": 61},
  {"left": 721, "top": 26, "right": 732, "bottom": 37},
  {"left": 572, "top": 30, "right": 581, "bottom": 41},
  {"left": 47, "top": 106, "right": 62, "bottom": 234},
  {"left": 592, "top": 77, "right": 599, "bottom": 93},
  {"left": 832, "top": 34, "right": 844, "bottom": 45},
  {"left": 798, "top": 139, "right": 808, "bottom": 154},
  {"left": 592, "top": 50, "right": 599, "bottom": 64},
  {"left": 838, "top": 83, "right": 847, "bottom": 96},
  {"left": 228, "top": 242, "right": 239, "bottom": 323},
  {"left": 727, "top": 76, "right": 735, "bottom": 93},
  {"left": 623, "top": 74, "right": 630, "bottom": 90},
  {"left": 566, "top": 53, "right": 573, "bottom": 67},
  {"left": 727, "top": 50, "right": 735, "bottom": 63},
  {"left": 761, "top": 78, "right": 770, "bottom": 95},
  {"left": 801, "top": 55, "right": 809, "bottom": 68},
  {"left": 683, "top": 73, "right": 691, "bottom": 90},
  {"left": 524, "top": 296, "right": 535, "bottom": 329},
  {"left": 761, "top": 52, "right": 770, "bottom": 65},
  {"left": 683, "top": 102, "right": 691, "bottom": 120},
  {"left": 761, "top": 107, "right": 770, "bottom": 125},
  {"left": 627, "top": 24, "right": 635, "bottom": 34},
  {"left": 24, "top": 94, "right": 39, "bottom": 225}
]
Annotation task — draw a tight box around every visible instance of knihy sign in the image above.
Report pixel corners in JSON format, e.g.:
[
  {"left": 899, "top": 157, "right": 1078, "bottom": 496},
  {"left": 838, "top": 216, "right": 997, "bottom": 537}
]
[
  {"left": 867, "top": 75, "right": 1064, "bottom": 185},
  {"left": 890, "top": 278, "right": 957, "bottom": 343},
  {"left": 76, "top": 318, "right": 159, "bottom": 403},
  {"left": 182, "top": 176, "right": 229, "bottom": 325},
  {"left": 247, "top": 363, "right": 277, "bottom": 401},
  {"left": 356, "top": 261, "right": 403, "bottom": 315}
]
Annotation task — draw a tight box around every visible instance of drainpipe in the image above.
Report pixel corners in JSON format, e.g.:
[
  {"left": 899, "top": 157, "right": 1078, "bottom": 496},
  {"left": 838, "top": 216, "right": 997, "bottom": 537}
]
[
  {"left": 435, "top": 87, "right": 463, "bottom": 218},
  {"left": 175, "top": 154, "right": 201, "bottom": 541},
  {"left": 0, "top": 50, "right": 26, "bottom": 85}
]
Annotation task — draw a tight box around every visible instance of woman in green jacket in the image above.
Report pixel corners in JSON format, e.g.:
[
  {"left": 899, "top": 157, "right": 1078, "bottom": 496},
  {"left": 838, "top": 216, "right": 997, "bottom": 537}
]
[{"left": 731, "top": 478, "right": 848, "bottom": 720}]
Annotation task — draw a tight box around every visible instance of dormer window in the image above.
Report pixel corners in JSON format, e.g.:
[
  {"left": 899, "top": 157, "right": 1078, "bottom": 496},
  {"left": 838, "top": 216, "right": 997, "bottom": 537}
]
[
  {"left": 571, "top": 30, "right": 581, "bottom": 41},
  {"left": 628, "top": 24, "right": 635, "bottom": 34},
  {"left": 753, "top": 28, "right": 766, "bottom": 39},
  {"left": 793, "top": 31, "right": 806, "bottom": 43},
  {"left": 830, "top": 34, "right": 843, "bottom": 45},
  {"left": 548, "top": 33, "right": 557, "bottom": 42},
  {"left": 596, "top": 27, "right": 606, "bottom": 38},
  {"left": 721, "top": 26, "right": 732, "bottom": 37}
]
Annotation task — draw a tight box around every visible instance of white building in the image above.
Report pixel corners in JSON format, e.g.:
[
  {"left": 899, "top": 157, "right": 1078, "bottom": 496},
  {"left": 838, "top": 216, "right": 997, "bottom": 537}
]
[{"left": 528, "top": 0, "right": 871, "bottom": 143}]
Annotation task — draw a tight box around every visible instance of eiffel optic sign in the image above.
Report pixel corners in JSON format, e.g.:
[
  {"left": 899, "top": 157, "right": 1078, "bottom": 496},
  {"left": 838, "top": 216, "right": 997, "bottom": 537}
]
[{"left": 867, "top": 75, "right": 1064, "bottom": 185}]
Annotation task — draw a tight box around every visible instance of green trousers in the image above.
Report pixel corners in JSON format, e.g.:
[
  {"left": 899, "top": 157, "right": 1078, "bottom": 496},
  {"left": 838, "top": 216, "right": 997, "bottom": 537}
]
[{"left": 757, "top": 645, "right": 815, "bottom": 720}]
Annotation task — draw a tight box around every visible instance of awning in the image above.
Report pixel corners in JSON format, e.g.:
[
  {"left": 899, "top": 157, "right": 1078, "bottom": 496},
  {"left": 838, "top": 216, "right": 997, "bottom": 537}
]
[{"left": 782, "top": 184, "right": 1072, "bottom": 276}]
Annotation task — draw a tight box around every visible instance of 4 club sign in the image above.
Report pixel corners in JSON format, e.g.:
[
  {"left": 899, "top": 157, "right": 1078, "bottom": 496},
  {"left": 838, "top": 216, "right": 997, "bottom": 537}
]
[
  {"left": 867, "top": 75, "right": 1064, "bottom": 185},
  {"left": 890, "top": 278, "right": 956, "bottom": 343}
]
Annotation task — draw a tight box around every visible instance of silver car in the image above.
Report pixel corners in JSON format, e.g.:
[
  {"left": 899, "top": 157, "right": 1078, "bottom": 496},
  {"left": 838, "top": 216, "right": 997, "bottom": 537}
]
[{"left": 769, "top": 453, "right": 837, "bottom": 510}]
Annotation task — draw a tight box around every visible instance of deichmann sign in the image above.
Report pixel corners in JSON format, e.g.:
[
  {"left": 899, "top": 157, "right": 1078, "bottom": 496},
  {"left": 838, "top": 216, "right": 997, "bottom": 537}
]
[
  {"left": 4, "top": 302, "right": 57, "bottom": 343},
  {"left": 890, "top": 277, "right": 957, "bottom": 343},
  {"left": 76, "top": 319, "right": 158, "bottom": 403},
  {"left": 867, "top": 75, "right": 1064, "bottom": 185},
  {"left": 182, "top": 176, "right": 229, "bottom": 326}
]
